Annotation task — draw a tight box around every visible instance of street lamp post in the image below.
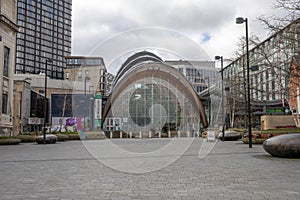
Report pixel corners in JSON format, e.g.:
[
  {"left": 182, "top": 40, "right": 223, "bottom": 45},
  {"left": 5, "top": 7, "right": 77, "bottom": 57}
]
[
  {"left": 215, "top": 56, "right": 225, "bottom": 141},
  {"left": 84, "top": 76, "right": 90, "bottom": 130},
  {"left": 43, "top": 58, "right": 53, "bottom": 144},
  {"left": 205, "top": 77, "right": 211, "bottom": 127},
  {"left": 236, "top": 17, "right": 252, "bottom": 148}
]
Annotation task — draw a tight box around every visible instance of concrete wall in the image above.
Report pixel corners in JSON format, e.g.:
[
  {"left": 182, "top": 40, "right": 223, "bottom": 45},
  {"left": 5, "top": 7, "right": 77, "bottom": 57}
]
[{"left": 261, "top": 115, "right": 296, "bottom": 130}]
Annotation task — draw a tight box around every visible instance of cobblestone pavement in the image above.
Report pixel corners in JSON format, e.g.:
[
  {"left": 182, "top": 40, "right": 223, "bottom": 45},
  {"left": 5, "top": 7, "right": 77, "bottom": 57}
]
[{"left": 0, "top": 138, "right": 299, "bottom": 200}]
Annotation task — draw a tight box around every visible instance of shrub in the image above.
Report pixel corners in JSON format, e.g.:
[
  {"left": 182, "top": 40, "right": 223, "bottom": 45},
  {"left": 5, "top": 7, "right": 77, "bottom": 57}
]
[
  {"left": 0, "top": 138, "right": 21, "bottom": 145},
  {"left": 56, "top": 134, "right": 69, "bottom": 141},
  {"left": 16, "top": 134, "right": 36, "bottom": 142},
  {"left": 66, "top": 134, "right": 80, "bottom": 140}
]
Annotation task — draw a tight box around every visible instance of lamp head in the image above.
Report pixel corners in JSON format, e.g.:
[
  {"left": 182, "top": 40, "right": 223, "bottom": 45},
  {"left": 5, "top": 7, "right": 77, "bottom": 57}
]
[
  {"left": 215, "top": 56, "right": 222, "bottom": 60},
  {"left": 236, "top": 17, "right": 245, "bottom": 24}
]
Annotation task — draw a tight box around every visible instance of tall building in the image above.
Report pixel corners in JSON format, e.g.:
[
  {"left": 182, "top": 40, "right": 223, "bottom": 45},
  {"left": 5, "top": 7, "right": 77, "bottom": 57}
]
[
  {"left": 15, "top": 0, "right": 72, "bottom": 79},
  {"left": 0, "top": 0, "right": 18, "bottom": 135},
  {"left": 224, "top": 18, "right": 299, "bottom": 102},
  {"left": 223, "top": 18, "right": 299, "bottom": 128}
]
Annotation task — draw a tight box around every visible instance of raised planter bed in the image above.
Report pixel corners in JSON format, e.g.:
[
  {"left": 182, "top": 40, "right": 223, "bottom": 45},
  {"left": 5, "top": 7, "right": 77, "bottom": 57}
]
[
  {"left": 242, "top": 137, "right": 267, "bottom": 144},
  {"left": 65, "top": 134, "right": 80, "bottom": 140},
  {"left": 16, "top": 134, "right": 36, "bottom": 142},
  {"left": 0, "top": 138, "right": 22, "bottom": 145},
  {"left": 55, "top": 134, "right": 69, "bottom": 141}
]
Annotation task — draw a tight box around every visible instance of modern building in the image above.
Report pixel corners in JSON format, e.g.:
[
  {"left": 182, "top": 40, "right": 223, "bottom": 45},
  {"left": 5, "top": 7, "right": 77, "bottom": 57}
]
[
  {"left": 13, "top": 74, "right": 88, "bottom": 134},
  {"left": 0, "top": 0, "right": 18, "bottom": 135},
  {"left": 15, "top": 0, "right": 72, "bottom": 79},
  {"left": 64, "top": 56, "right": 107, "bottom": 95},
  {"left": 103, "top": 51, "right": 208, "bottom": 137},
  {"left": 166, "top": 60, "right": 221, "bottom": 128},
  {"left": 166, "top": 60, "right": 219, "bottom": 94},
  {"left": 223, "top": 18, "right": 299, "bottom": 128}
]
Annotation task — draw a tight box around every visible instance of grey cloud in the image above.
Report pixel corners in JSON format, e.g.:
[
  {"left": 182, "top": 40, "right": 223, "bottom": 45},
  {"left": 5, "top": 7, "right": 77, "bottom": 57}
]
[
  {"left": 85, "top": 28, "right": 210, "bottom": 74},
  {"left": 72, "top": 0, "right": 283, "bottom": 61}
]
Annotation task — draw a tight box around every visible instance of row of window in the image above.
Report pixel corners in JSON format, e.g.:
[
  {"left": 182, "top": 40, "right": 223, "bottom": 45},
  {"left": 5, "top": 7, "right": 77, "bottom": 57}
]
[
  {"left": 2, "top": 47, "right": 10, "bottom": 114},
  {"left": 66, "top": 69, "right": 107, "bottom": 80},
  {"left": 66, "top": 59, "right": 105, "bottom": 66},
  {"left": 18, "top": 33, "right": 71, "bottom": 48},
  {"left": 17, "top": 48, "right": 67, "bottom": 62}
]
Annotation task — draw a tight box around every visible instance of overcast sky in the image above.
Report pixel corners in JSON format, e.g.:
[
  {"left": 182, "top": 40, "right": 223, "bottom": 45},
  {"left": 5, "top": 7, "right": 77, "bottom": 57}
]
[{"left": 71, "top": 0, "right": 287, "bottom": 73}]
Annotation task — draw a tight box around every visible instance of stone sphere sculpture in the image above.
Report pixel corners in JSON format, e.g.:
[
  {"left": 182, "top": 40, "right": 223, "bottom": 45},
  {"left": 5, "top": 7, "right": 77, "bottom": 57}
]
[
  {"left": 263, "top": 133, "right": 300, "bottom": 158},
  {"left": 36, "top": 134, "right": 58, "bottom": 144},
  {"left": 218, "top": 131, "right": 242, "bottom": 141}
]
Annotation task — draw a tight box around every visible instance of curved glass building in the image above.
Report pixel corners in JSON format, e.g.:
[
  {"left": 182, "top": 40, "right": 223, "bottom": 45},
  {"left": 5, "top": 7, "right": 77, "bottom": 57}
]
[{"left": 103, "top": 51, "right": 208, "bottom": 137}]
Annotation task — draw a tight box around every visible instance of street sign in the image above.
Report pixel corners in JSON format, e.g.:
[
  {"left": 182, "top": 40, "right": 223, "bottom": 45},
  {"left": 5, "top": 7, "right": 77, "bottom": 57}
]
[
  {"left": 94, "top": 97, "right": 102, "bottom": 120},
  {"left": 207, "top": 128, "right": 215, "bottom": 141}
]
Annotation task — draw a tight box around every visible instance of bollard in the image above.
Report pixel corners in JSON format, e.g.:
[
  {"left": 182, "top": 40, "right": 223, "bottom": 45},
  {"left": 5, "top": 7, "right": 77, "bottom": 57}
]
[
  {"left": 168, "top": 130, "right": 171, "bottom": 138},
  {"left": 178, "top": 130, "right": 181, "bottom": 138},
  {"left": 110, "top": 131, "right": 113, "bottom": 139},
  {"left": 139, "top": 131, "right": 142, "bottom": 138},
  {"left": 120, "top": 131, "right": 123, "bottom": 139},
  {"left": 149, "top": 131, "right": 151, "bottom": 138},
  {"left": 158, "top": 131, "right": 161, "bottom": 138},
  {"left": 129, "top": 131, "right": 132, "bottom": 138}
]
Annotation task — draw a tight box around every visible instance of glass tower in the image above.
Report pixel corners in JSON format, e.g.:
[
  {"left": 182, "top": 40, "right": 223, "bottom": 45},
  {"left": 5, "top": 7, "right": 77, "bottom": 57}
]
[{"left": 15, "top": 0, "right": 72, "bottom": 79}]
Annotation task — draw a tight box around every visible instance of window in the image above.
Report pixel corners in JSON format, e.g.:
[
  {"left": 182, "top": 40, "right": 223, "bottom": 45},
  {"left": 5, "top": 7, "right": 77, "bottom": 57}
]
[
  {"left": 78, "top": 71, "right": 82, "bottom": 79},
  {"left": 2, "top": 93, "right": 8, "bottom": 114},
  {"left": 3, "top": 47, "right": 10, "bottom": 77}
]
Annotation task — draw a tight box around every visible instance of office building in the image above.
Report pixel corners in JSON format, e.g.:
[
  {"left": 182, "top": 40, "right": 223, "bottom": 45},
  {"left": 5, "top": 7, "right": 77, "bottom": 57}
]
[
  {"left": 15, "top": 0, "right": 72, "bottom": 79},
  {"left": 223, "top": 18, "right": 299, "bottom": 128},
  {"left": 166, "top": 60, "right": 219, "bottom": 94}
]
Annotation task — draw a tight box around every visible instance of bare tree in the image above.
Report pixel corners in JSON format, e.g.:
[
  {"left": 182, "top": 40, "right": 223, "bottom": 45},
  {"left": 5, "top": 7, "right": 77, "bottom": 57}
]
[{"left": 258, "top": 0, "right": 300, "bottom": 33}]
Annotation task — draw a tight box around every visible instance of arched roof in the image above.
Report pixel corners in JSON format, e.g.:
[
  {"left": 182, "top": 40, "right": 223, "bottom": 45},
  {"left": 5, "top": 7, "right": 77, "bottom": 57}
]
[
  {"left": 103, "top": 51, "right": 208, "bottom": 128},
  {"left": 112, "top": 51, "right": 163, "bottom": 87}
]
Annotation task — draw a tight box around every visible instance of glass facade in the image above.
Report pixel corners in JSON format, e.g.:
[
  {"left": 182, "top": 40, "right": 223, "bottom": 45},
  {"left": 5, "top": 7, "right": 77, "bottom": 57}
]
[
  {"left": 111, "top": 77, "right": 201, "bottom": 134},
  {"left": 104, "top": 52, "right": 208, "bottom": 135},
  {"left": 15, "top": 0, "right": 72, "bottom": 79}
]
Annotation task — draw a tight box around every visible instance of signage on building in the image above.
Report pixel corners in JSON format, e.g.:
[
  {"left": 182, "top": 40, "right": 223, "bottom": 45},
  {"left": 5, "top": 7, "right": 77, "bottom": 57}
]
[
  {"left": 94, "top": 95, "right": 102, "bottom": 120},
  {"left": 28, "top": 118, "right": 43, "bottom": 125}
]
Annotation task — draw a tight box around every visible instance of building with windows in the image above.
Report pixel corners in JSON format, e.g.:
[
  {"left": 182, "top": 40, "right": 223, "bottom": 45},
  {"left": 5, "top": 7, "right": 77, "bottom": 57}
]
[
  {"left": 223, "top": 18, "right": 299, "bottom": 128},
  {"left": 15, "top": 0, "right": 72, "bottom": 79},
  {"left": 103, "top": 51, "right": 208, "bottom": 137},
  {"left": 0, "top": 0, "right": 18, "bottom": 135},
  {"left": 13, "top": 73, "right": 92, "bottom": 134},
  {"left": 166, "top": 60, "right": 219, "bottom": 94},
  {"left": 64, "top": 56, "right": 107, "bottom": 95},
  {"left": 166, "top": 60, "right": 221, "bottom": 128}
]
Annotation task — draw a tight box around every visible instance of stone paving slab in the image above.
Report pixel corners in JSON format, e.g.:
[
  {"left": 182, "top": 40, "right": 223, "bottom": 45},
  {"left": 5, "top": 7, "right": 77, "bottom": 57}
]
[{"left": 0, "top": 138, "right": 299, "bottom": 199}]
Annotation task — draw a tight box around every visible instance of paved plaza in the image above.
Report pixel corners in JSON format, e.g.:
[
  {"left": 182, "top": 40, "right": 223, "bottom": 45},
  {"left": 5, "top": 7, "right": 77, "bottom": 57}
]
[{"left": 0, "top": 138, "right": 299, "bottom": 200}]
